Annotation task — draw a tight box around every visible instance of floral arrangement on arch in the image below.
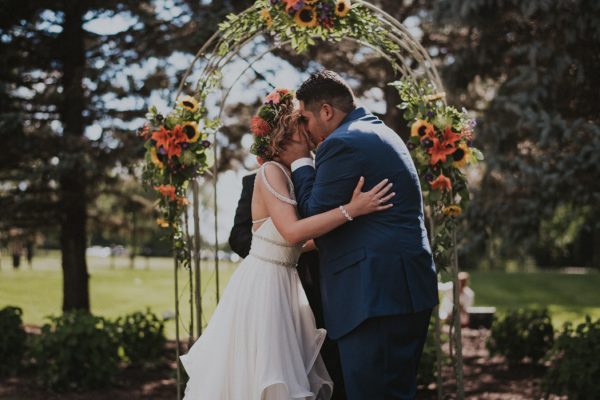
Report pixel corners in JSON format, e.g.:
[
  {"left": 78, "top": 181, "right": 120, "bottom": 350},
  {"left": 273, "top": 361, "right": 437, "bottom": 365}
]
[
  {"left": 264, "top": 0, "right": 352, "bottom": 29},
  {"left": 392, "top": 79, "right": 484, "bottom": 264},
  {"left": 139, "top": 94, "right": 219, "bottom": 266},
  {"left": 216, "top": 0, "right": 396, "bottom": 54}
]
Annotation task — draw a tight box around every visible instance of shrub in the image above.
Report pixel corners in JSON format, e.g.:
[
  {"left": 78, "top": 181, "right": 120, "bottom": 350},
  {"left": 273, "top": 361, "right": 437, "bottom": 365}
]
[
  {"left": 30, "top": 311, "right": 119, "bottom": 391},
  {"left": 544, "top": 317, "right": 600, "bottom": 400},
  {"left": 487, "top": 308, "right": 554, "bottom": 365},
  {"left": 115, "top": 308, "right": 166, "bottom": 367},
  {"left": 0, "top": 306, "right": 27, "bottom": 376}
]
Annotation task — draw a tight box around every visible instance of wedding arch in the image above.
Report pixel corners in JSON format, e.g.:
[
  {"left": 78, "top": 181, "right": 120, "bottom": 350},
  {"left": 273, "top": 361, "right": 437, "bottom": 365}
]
[{"left": 139, "top": 1, "right": 483, "bottom": 398}]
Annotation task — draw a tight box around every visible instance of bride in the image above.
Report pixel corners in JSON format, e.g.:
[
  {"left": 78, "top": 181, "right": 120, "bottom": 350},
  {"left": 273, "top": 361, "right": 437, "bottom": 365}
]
[{"left": 180, "top": 89, "right": 394, "bottom": 400}]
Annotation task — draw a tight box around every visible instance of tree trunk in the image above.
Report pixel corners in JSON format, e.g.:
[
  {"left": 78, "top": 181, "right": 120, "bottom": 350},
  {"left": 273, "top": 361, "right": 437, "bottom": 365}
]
[{"left": 60, "top": 2, "right": 89, "bottom": 312}]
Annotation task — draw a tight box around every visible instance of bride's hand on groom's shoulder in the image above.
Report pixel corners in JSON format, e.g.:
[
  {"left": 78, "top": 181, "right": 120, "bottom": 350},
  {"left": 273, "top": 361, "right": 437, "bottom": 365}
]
[{"left": 345, "top": 177, "right": 395, "bottom": 218}]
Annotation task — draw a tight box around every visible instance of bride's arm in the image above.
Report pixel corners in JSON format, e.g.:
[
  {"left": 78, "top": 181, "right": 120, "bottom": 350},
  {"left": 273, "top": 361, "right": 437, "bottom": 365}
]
[{"left": 258, "top": 164, "right": 393, "bottom": 245}]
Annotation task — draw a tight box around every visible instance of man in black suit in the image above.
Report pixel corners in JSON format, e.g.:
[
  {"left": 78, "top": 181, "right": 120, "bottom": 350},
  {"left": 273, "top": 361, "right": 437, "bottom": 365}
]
[{"left": 229, "top": 172, "right": 346, "bottom": 400}]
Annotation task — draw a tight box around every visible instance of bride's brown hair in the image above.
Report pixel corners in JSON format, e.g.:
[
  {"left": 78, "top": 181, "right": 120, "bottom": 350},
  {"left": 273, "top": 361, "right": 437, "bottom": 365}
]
[
  {"left": 261, "top": 96, "right": 302, "bottom": 161},
  {"left": 250, "top": 89, "right": 305, "bottom": 162}
]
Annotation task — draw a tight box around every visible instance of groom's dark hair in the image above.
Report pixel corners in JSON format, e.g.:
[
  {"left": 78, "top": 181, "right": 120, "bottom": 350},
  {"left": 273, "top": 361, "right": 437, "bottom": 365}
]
[{"left": 296, "top": 70, "right": 356, "bottom": 114}]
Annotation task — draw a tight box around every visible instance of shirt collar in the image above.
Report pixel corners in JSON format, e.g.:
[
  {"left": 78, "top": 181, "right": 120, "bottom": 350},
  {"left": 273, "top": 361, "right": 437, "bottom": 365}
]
[{"left": 340, "top": 107, "right": 368, "bottom": 126}]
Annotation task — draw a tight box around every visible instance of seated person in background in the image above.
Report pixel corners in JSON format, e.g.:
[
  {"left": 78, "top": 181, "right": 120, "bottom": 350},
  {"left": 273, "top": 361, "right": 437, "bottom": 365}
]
[{"left": 438, "top": 271, "right": 475, "bottom": 327}]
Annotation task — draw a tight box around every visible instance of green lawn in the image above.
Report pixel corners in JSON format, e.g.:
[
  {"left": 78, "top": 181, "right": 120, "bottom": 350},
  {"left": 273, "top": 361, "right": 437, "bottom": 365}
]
[
  {"left": 0, "top": 253, "right": 236, "bottom": 339},
  {"left": 465, "top": 270, "right": 600, "bottom": 328},
  {"left": 1, "top": 254, "right": 599, "bottom": 338}
]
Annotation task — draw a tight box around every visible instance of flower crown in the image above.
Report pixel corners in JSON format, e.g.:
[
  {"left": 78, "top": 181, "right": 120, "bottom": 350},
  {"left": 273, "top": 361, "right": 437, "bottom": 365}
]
[{"left": 249, "top": 88, "right": 294, "bottom": 164}]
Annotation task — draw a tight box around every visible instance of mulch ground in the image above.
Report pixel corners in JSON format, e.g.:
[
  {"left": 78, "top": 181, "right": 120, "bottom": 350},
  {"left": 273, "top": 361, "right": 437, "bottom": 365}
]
[{"left": 1, "top": 328, "right": 565, "bottom": 399}]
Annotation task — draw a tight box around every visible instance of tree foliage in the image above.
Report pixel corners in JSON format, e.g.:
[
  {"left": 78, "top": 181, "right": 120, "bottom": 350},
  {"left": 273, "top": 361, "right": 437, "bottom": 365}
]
[
  {"left": 433, "top": 0, "right": 600, "bottom": 267},
  {"left": 0, "top": 0, "right": 253, "bottom": 310}
]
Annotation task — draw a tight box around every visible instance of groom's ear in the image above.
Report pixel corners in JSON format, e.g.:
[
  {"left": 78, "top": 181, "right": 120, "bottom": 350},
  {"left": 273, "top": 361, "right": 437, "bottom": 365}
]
[{"left": 320, "top": 103, "right": 335, "bottom": 121}]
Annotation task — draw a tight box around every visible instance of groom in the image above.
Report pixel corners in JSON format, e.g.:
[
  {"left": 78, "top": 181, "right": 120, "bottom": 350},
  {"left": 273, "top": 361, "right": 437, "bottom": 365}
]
[{"left": 279, "top": 70, "right": 438, "bottom": 399}]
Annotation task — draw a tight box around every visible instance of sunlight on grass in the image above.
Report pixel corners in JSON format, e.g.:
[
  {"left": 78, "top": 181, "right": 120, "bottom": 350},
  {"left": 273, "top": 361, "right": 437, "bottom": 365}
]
[
  {"left": 2, "top": 256, "right": 599, "bottom": 338},
  {"left": 466, "top": 270, "right": 600, "bottom": 327}
]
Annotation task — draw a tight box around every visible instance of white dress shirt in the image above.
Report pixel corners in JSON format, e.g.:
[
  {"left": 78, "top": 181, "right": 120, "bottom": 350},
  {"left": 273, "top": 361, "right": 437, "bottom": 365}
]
[{"left": 290, "top": 157, "right": 314, "bottom": 172}]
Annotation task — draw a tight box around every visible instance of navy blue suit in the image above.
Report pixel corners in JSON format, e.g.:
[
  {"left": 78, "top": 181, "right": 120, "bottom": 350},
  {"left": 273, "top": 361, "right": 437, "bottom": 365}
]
[{"left": 292, "top": 107, "right": 438, "bottom": 399}]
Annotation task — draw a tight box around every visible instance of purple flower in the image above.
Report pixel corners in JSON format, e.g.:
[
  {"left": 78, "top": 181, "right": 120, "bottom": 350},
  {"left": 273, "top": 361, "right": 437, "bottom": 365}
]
[
  {"left": 181, "top": 142, "right": 189, "bottom": 149},
  {"left": 422, "top": 138, "right": 433, "bottom": 148},
  {"left": 407, "top": 141, "right": 416, "bottom": 151},
  {"left": 158, "top": 147, "right": 167, "bottom": 155},
  {"left": 202, "top": 140, "right": 211, "bottom": 148},
  {"left": 424, "top": 172, "right": 435, "bottom": 182},
  {"left": 427, "top": 111, "right": 435, "bottom": 118}
]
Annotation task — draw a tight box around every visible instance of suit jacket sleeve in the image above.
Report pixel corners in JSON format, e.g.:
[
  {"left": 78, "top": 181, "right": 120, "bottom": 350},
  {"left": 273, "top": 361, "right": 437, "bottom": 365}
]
[
  {"left": 228, "top": 173, "right": 255, "bottom": 258},
  {"left": 292, "top": 137, "right": 360, "bottom": 218}
]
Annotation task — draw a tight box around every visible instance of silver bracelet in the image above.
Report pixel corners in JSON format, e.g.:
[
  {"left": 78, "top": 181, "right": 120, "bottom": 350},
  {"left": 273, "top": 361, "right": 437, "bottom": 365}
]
[{"left": 339, "top": 205, "right": 353, "bottom": 221}]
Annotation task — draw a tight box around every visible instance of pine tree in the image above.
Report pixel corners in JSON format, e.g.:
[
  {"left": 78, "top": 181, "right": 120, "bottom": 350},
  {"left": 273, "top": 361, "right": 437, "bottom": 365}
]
[{"left": 0, "top": 0, "right": 252, "bottom": 311}]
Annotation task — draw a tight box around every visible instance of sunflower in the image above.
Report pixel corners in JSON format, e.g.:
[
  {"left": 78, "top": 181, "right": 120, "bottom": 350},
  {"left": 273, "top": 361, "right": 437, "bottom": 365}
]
[
  {"left": 149, "top": 147, "right": 164, "bottom": 169},
  {"left": 295, "top": 6, "right": 318, "bottom": 28},
  {"left": 430, "top": 173, "right": 452, "bottom": 192},
  {"left": 442, "top": 204, "right": 462, "bottom": 217},
  {"left": 411, "top": 119, "right": 435, "bottom": 140},
  {"left": 178, "top": 95, "right": 199, "bottom": 112},
  {"left": 260, "top": 9, "right": 272, "bottom": 28},
  {"left": 335, "top": 0, "right": 351, "bottom": 17},
  {"left": 452, "top": 142, "right": 471, "bottom": 168},
  {"left": 182, "top": 121, "right": 201, "bottom": 142},
  {"left": 156, "top": 218, "right": 170, "bottom": 228}
]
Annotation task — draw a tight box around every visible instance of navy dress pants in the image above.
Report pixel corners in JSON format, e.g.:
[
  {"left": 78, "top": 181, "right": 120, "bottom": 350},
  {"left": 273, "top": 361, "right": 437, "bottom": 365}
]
[{"left": 336, "top": 309, "right": 433, "bottom": 400}]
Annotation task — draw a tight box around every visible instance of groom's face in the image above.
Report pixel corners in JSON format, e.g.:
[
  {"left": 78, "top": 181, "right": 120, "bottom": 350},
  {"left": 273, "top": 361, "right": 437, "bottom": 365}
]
[{"left": 299, "top": 101, "right": 328, "bottom": 147}]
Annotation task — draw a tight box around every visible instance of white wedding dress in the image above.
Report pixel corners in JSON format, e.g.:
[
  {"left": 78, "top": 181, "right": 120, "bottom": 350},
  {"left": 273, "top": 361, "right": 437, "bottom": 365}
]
[{"left": 180, "top": 162, "right": 333, "bottom": 400}]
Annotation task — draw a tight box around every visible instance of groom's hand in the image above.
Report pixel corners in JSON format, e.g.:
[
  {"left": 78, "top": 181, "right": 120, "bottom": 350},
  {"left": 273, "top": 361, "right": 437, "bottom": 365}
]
[{"left": 278, "top": 131, "right": 311, "bottom": 168}]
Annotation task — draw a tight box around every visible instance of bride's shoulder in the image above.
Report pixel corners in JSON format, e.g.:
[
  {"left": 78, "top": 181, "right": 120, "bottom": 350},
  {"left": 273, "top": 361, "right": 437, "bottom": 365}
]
[
  {"left": 257, "top": 161, "right": 295, "bottom": 203},
  {"left": 259, "top": 162, "right": 289, "bottom": 186}
]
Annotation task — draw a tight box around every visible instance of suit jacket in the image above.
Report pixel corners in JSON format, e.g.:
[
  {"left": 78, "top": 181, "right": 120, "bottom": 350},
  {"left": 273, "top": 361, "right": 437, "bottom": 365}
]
[
  {"left": 228, "top": 174, "right": 255, "bottom": 259},
  {"left": 292, "top": 107, "right": 439, "bottom": 339}
]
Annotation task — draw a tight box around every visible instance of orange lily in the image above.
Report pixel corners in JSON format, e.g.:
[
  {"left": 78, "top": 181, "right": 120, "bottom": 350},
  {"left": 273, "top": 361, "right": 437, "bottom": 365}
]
[
  {"left": 152, "top": 125, "right": 189, "bottom": 160},
  {"left": 151, "top": 126, "right": 171, "bottom": 150},
  {"left": 443, "top": 126, "right": 462, "bottom": 147},
  {"left": 154, "top": 184, "right": 178, "bottom": 201},
  {"left": 428, "top": 138, "right": 455, "bottom": 165},
  {"left": 431, "top": 173, "right": 452, "bottom": 192}
]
